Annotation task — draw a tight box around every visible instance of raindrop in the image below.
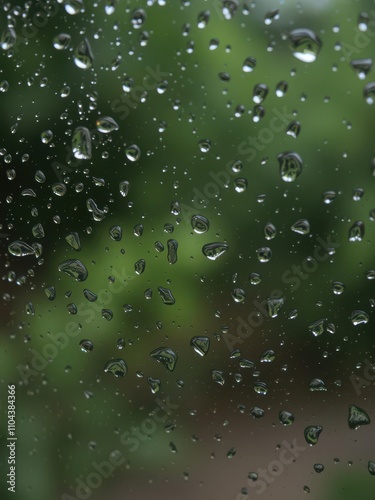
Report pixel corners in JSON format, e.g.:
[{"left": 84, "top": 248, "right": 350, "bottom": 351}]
[
  {"left": 348, "top": 404, "right": 371, "bottom": 429},
  {"left": 53, "top": 33, "right": 71, "bottom": 50},
  {"left": 74, "top": 38, "right": 94, "bottom": 69},
  {"left": 289, "top": 29, "right": 322, "bottom": 63},
  {"left": 119, "top": 180, "right": 130, "bottom": 197},
  {"left": 58, "top": 259, "right": 88, "bottom": 282},
  {"left": 65, "top": 232, "right": 81, "bottom": 251},
  {"left": 309, "top": 318, "right": 325, "bottom": 336},
  {"left": 80, "top": 339, "right": 93, "bottom": 353},
  {"left": 249, "top": 272, "right": 261, "bottom": 285},
  {"left": 8, "top": 241, "right": 35, "bottom": 257},
  {"left": 96, "top": 116, "right": 119, "bottom": 133},
  {"left": 304, "top": 425, "right": 323, "bottom": 445},
  {"left": 323, "top": 190, "right": 336, "bottom": 204},
  {"left": 309, "top": 379, "right": 327, "bottom": 391},
  {"left": 104, "top": 358, "right": 128, "bottom": 377},
  {"left": 358, "top": 12, "right": 370, "bottom": 32},
  {"left": 158, "top": 286, "right": 175, "bottom": 305},
  {"left": 65, "top": 0, "right": 85, "bottom": 15},
  {"left": 265, "top": 9, "right": 279, "bottom": 25},
  {"left": 83, "top": 289, "right": 97, "bottom": 302},
  {"left": 44, "top": 286, "right": 56, "bottom": 301},
  {"left": 276, "top": 80, "right": 288, "bottom": 97},
  {"left": 150, "top": 347, "right": 178, "bottom": 371},
  {"left": 1, "top": 28, "right": 16, "bottom": 50},
  {"left": 314, "top": 463, "right": 324, "bottom": 473},
  {"left": 231, "top": 288, "right": 245, "bottom": 303},
  {"left": 286, "top": 121, "right": 301, "bottom": 138},
  {"left": 197, "top": 10, "right": 210, "bottom": 29},
  {"left": 253, "top": 83, "right": 268, "bottom": 103},
  {"left": 368, "top": 461, "right": 375, "bottom": 475},
  {"left": 264, "top": 222, "right": 277, "bottom": 240},
  {"left": 364, "top": 82, "right": 375, "bottom": 104},
  {"left": 350, "top": 58, "right": 372, "bottom": 80},
  {"left": 109, "top": 225, "right": 122, "bottom": 241},
  {"left": 267, "top": 298, "right": 284, "bottom": 318},
  {"left": 148, "top": 377, "right": 161, "bottom": 394},
  {"left": 278, "top": 151, "right": 303, "bottom": 182},
  {"left": 131, "top": 8, "right": 147, "bottom": 29},
  {"left": 211, "top": 370, "right": 225, "bottom": 386},
  {"left": 254, "top": 382, "right": 268, "bottom": 395},
  {"left": 102, "top": 309, "right": 113, "bottom": 321},
  {"left": 349, "top": 221, "right": 365, "bottom": 241},
  {"left": 167, "top": 239, "right": 178, "bottom": 264},
  {"left": 279, "top": 410, "right": 295, "bottom": 426},
  {"left": 134, "top": 259, "right": 146, "bottom": 275},
  {"left": 234, "top": 178, "right": 247, "bottom": 193},
  {"left": 256, "top": 247, "right": 272, "bottom": 263},
  {"left": 350, "top": 310, "right": 369, "bottom": 326},
  {"left": 125, "top": 144, "right": 141, "bottom": 161},
  {"left": 198, "top": 139, "right": 211, "bottom": 153},
  {"left": 191, "top": 214, "right": 209, "bottom": 234},
  {"left": 72, "top": 126, "right": 92, "bottom": 159},
  {"left": 332, "top": 281, "right": 345, "bottom": 295},
  {"left": 190, "top": 336, "right": 210, "bottom": 356},
  {"left": 291, "top": 219, "right": 310, "bottom": 235},
  {"left": 260, "top": 349, "right": 275, "bottom": 362},
  {"left": 202, "top": 242, "right": 229, "bottom": 260},
  {"left": 242, "top": 56, "right": 257, "bottom": 73}
]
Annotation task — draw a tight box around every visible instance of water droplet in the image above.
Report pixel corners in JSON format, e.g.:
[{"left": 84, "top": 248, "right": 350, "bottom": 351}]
[
  {"left": 191, "top": 214, "right": 209, "bottom": 234},
  {"left": 239, "top": 359, "right": 254, "bottom": 369},
  {"left": 209, "top": 38, "right": 219, "bottom": 50},
  {"left": 74, "top": 38, "right": 94, "bottom": 69},
  {"left": 267, "top": 298, "right": 284, "bottom": 318},
  {"left": 364, "top": 82, "right": 375, "bottom": 104},
  {"left": 227, "top": 447, "right": 236, "bottom": 458},
  {"left": 309, "top": 378, "right": 327, "bottom": 391},
  {"left": 167, "top": 239, "right": 178, "bottom": 264},
  {"left": 322, "top": 190, "right": 336, "bottom": 204},
  {"left": 348, "top": 404, "right": 371, "bottom": 429},
  {"left": 150, "top": 347, "right": 178, "bottom": 371},
  {"left": 304, "top": 425, "right": 323, "bottom": 445},
  {"left": 278, "top": 151, "right": 303, "bottom": 182},
  {"left": 96, "top": 116, "right": 119, "bottom": 133},
  {"left": 8, "top": 241, "right": 35, "bottom": 257},
  {"left": 1, "top": 28, "right": 16, "bottom": 50},
  {"left": 234, "top": 178, "right": 247, "bottom": 193},
  {"left": 158, "top": 286, "right": 175, "bottom": 305},
  {"left": 198, "top": 139, "right": 211, "bottom": 153},
  {"left": 309, "top": 318, "right": 325, "bottom": 336},
  {"left": 41, "top": 130, "right": 54, "bottom": 144},
  {"left": 212, "top": 370, "right": 225, "bottom": 386},
  {"left": 276, "top": 80, "right": 288, "bottom": 97},
  {"left": 102, "top": 308, "right": 113, "bottom": 321},
  {"left": 291, "top": 219, "right": 310, "bottom": 235},
  {"left": 65, "top": 232, "right": 81, "bottom": 251},
  {"left": 332, "top": 281, "right": 345, "bottom": 295},
  {"left": 131, "top": 8, "right": 147, "bottom": 29},
  {"left": 279, "top": 410, "right": 295, "bottom": 426},
  {"left": 134, "top": 259, "right": 146, "bottom": 275},
  {"left": 286, "top": 121, "right": 301, "bottom": 138},
  {"left": 253, "top": 83, "right": 269, "bottom": 104},
  {"left": 148, "top": 377, "right": 161, "bottom": 394},
  {"left": 52, "top": 182, "right": 67, "bottom": 197},
  {"left": 265, "top": 9, "right": 279, "bottom": 25},
  {"left": 249, "top": 272, "right": 261, "bottom": 285},
  {"left": 190, "top": 336, "right": 210, "bottom": 356},
  {"left": 260, "top": 349, "right": 275, "bottom": 362},
  {"left": 65, "top": 0, "right": 85, "bottom": 15},
  {"left": 72, "top": 126, "right": 92, "bottom": 159},
  {"left": 231, "top": 288, "right": 245, "bottom": 303},
  {"left": 368, "top": 461, "right": 375, "bottom": 475},
  {"left": 222, "top": 0, "right": 239, "bottom": 20},
  {"left": 351, "top": 310, "right": 369, "bottom": 326},
  {"left": 53, "top": 33, "right": 71, "bottom": 50},
  {"left": 349, "top": 221, "right": 365, "bottom": 241},
  {"left": 242, "top": 56, "right": 257, "bottom": 73},
  {"left": 83, "top": 289, "right": 97, "bottom": 302},
  {"left": 134, "top": 224, "right": 144, "bottom": 237},
  {"left": 44, "top": 286, "right": 56, "bottom": 301},
  {"left": 254, "top": 382, "right": 268, "bottom": 395},
  {"left": 104, "top": 358, "right": 128, "bottom": 377},
  {"left": 109, "top": 225, "right": 122, "bottom": 241},
  {"left": 350, "top": 58, "right": 373, "bottom": 80},
  {"left": 125, "top": 144, "right": 141, "bottom": 161},
  {"left": 80, "top": 339, "right": 93, "bottom": 353},
  {"left": 264, "top": 222, "right": 277, "bottom": 240},
  {"left": 58, "top": 259, "right": 88, "bottom": 282},
  {"left": 256, "top": 247, "right": 272, "bottom": 263},
  {"left": 119, "top": 180, "right": 130, "bottom": 197},
  {"left": 197, "top": 10, "right": 210, "bottom": 29},
  {"left": 314, "top": 463, "right": 324, "bottom": 473},
  {"left": 202, "top": 242, "right": 229, "bottom": 260},
  {"left": 358, "top": 12, "right": 370, "bottom": 32},
  {"left": 289, "top": 29, "right": 322, "bottom": 63}
]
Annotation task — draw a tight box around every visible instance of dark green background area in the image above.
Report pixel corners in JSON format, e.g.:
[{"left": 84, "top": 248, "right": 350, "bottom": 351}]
[{"left": 1, "top": 1, "right": 375, "bottom": 499}]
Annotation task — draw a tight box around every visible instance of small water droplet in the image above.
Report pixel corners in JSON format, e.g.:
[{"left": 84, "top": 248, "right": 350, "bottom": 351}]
[
  {"left": 212, "top": 370, "right": 225, "bottom": 386},
  {"left": 53, "top": 33, "right": 71, "bottom": 50},
  {"left": 350, "top": 58, "right": 373, "bottom": 80},
  {"left": 351, "top": 310, "right": 369, "bottom": 326},
  {"left": 125, "top": 144, "right": 141, "bottom": 161},
  {"left": 291, "top": 219, "right": 310, "bottom": 235},
  {"left": 80, "top": 339, "right": 93, "bottom": 353},
  {"left": 150, "top": 347, "right": 178, "bottom": 371},
  {"left": 279, "top": 410, "right": 295, "bottom": 426},
  {"left": 242, "top": 56, "right": 257, "bottom": 73},
  {"left": 349, "top": 221, "right": 365, "bottom": 241},
  {"left": 289, "top": 29, "right": 322, "bottom": 63},
  {"left": 267, "top": 298, "right": 284, "bottom": 318},
  {"left": 304, "top": 425, "right": 323, "bottom": 445},
  {"left": 158, "top": 286, "right": 175, "bottom": 305},
  {"left": 190, "top": 336, "right": 210, "bottom": 356},
  {"left": 256, "top": 247, "right": 272, "bottom": 263}
]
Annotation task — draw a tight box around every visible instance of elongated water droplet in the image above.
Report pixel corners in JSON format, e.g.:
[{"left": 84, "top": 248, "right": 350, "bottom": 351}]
[
  {"left": 74, "top": 38, "right": 94, "bottom": 69},
  {"left": 242, "top": 56, "right": 257, "bottom": 73},
  {"left": 279, "top": 410, "right": 295, "bottom": 426},
  {"left": 96, "top": 116, "right": 119, "bottom": 133},
  {"left": 289, "top": 29, "right": 322, "bottom": 63},
  {"left": 358, "top": 12, "right": 369, "bottom": 31},
  {"left": 304, "top": 425, "right": 323, "bottom": 445},
  {"left": 264, "top": 222, "right": 277, "bottom": 240},
  {"left": 125, "top": 144, "right": 141, "bottom": 161},
  {"left": 348, "top": 404, "right": 371, "bottom": 429},
  {"left": 368, "top": 461, "right": 375, "bottom": 475},
  {"left": 349, "top": 221, "right": 365, "bottom": 241},
  {"left": 167, "top": 239, "right": 178, "bottom": 264},
  {"left": 134, "top": 259, "right": 145, "bottom": 275},
  {"left": 190, "top": 336, "right": 210, "bottom": 356},
  {"left": 72, "top": 126, "right": 92, "bottom": 159},
  {"left": 83, "top": 289, "right": 97, "bottom": 302},
  {"left": 65, "top": 0, "right": 85, "bottom": 15},
  {"left": 8, "top": 240, "right": 35, "bottom": 257},
  {"left": 350, "top": 58, "right": 372, "bottom": 80},
  {"left": 278, "top": 151, "right": 303, "bottom": 182},
  {"left": 276, "top": 80, "right": 288, "bottom": 97},
  {"left": 119, "top": 180, "right": 130, "bottom": 197},
  {"left": 150, "top": 347, "right": 178, "bottom": 371},
  {"left": 260, "top": 349, "right": 275, "bottom": 362},
  {"left": 158, "top": 286, "right": 175, "bottom": 305},
  {"left": 212, "top": 370, "right": 225, "bottom": 386},
  {"left": 148, "top": 377, "right": 161, "bottom": 394},
  {"left": 104, "top": 358, "right": 128, "bottom": 377},
  {"left": 268, "top": 298, "right": 284, "bottom": 318},
  {"left": 58, "top": 259, "right": 88, "bottom": 282},
  {"left": 197, "top": 10, "right": 210, "bottom": 29},
  {"left": 309, "top": 378, "right": 327, "bottom": 391},
  {"left": 286, "top": 121, "right": 301, "bottom": 138},
  {"left": 364, "top": 82, "right": 375, "bottom": 104},
  {"left": 254, "top": 382, "right": 268, "bottom": 395},
  {"left": 351, "top": 310, "right": 369, "bottom": 326},
  {"left": 253, "top": 83, "right": 268, "bottom": 104},
  {"left": 1, "top": 28, "right": 16, "bottom": 50},
  {"left": 202, "top": 242, "right": 229, "bottom": 260},
  {"left": 265, "top": 9, "right": 279, "bottom": 25},
  {"left": 239, "top": 359, "right": 254, "bottom": 369}
]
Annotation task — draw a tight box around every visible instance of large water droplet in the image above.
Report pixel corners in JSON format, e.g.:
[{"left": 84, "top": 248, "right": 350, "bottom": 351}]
[
  {"left": 72, "top": 126, "right": 92, "bottom": 159},
  {"left": 191, "top": 214, "right": 209, "bottom": 234},
  {"left": 190, "top": 336, "right": 210, "bottom": 356},
  {"left": 349, "top": 221, "right": 365, "bottom": 241},
  {"left": 74, "top": 38, "right": 94, "bottom": 69},
  {"left": 277, "top": 151, "right": 303, "bottom": 182},
  {"left": 364, "top": 82, "right": 375, "bottom": 104},
  {"left": 351, "top": 310, "right": 369, "bottom": 326},
  {"left": 212, "top": 370, "right": 225, "bottom": 385},
  {"left": 279, "top": 410, "right": 295, "bottom": 426},
  {"left": 158, "top": 286, "right": 175, "bottom": 305},
  {"left": 8, "top": 241, "right": 35, "bottom": 257},
  {"left": 65, "top": 0, "right": 85, "bottom": 15},
  {"left": 150, "top": 347, "right": 178, "bottom": 371},
  {"left": 202, "top": 242, "right": 229, "bottom": 260},
  {"left": 348, "top": 404, "right": 371, "bottom": 429},
  {"left": 304, "top": 425, "right": 323, "bottom": 445},
  {"left": 289, "top": 29, "right": 322, "bottom": 63},
  {"left": 104, "top": 358, "right": 128, "bottom": 377},
  {"left": 58, "top": 259, "right": 88, "bottom": 282},
  {"left": 96, "top": 116, "right": 119, "bottom": 133},
  {"left": 267, "top": 298, "right": 284, "bottom": 318}
]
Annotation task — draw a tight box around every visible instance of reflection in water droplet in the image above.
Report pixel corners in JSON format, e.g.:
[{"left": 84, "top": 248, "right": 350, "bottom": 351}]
[
  {"left": 279, "top": 410, "right": 295, "bottom": 426},
  {"left": 125, "top": 144, "right": 141, "bottom": 161},
  {"left": 74, "top": 38, "right": 94, "bottom": 69},
  {"left": 304, "top": 425, "right": 323, "bottom": 445},
  {"left": 289, "top": 29, "right": 322, "bottom": 63},
  {"left": 104, "top": 358, "right": 128, "bottom": 377},
  {"left": 350, "top": 58, "right": 373, "bottom": 80},
  {"left": 351, "top": 310, "right": 369, "bottom": 326},
  {"left": 72, "top": 126, "right": 92, "bottom": 159},
  {"left": 364, "top": 82, "right": 375, "bottom": 104},
  {"left": 150, "top": 347, "right": 178, "bottom": 371},
  {"left": 96, "top": 116, "right": 119, "bottom": 133},
  {"left": 278, "top": 151, "right": 303, "bottom": 182},
  {"left": 291, "top": 219, "right": 310, "bottom": 235},
  {"left": 348, "top": 404, "right": 371, "bottom": 429},
  {"left": 256, "top": 247, "right": 272, "bottom": 263},
  {"left": 191, "top": 214, "right": 209, "bottom": 234},
  {"left": 190, "top": 336, "right": 210, "bottom": 356},
  {"left": 158, "top": 286, "right": 175, "bottom": 305},
  {"left": 80, "top": 339, "right": 93, "bottom": 353},
  {"left": 242, "top": 56, "right": 257, "bottom": 72},
  {"left": 58, "top": 259, "right": 88, "bottom": 282},
  {"left": 8, "top": 240, "right": 35, "bottom": 257},
  {"left": 212, "top": 370, "right": 225, "bottom": 385},
  {"left": 202, "top": 242, "right": 229, "bottom": 260}
]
